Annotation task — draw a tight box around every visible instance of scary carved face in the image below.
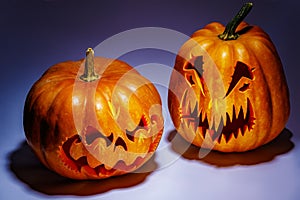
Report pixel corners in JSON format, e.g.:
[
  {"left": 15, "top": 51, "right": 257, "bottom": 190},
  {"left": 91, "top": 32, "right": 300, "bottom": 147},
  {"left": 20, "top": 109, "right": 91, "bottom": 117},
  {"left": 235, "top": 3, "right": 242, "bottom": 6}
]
[
  {"left": 168, "top": 21, "right": 289, "bottom": 153},
  {"left": 180, "top": 55, "right": 256, "bottom": 147}
]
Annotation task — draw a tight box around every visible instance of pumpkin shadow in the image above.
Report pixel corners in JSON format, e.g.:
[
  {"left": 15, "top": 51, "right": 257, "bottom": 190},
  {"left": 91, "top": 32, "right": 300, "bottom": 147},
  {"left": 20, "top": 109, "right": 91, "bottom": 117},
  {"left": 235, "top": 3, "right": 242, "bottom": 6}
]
[
  {"left": 167, "top": 128, "right": 294, "bottom": 167},
  {"left": 7, "top": 141, "right": 157, "bottom": 196}
]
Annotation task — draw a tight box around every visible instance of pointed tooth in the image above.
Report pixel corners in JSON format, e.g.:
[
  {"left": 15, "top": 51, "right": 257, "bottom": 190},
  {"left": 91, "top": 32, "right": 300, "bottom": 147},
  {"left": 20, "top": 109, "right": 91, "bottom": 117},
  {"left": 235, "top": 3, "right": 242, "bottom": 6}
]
[
  {"left": 206, "top": 112, "right": 212, "bottom": 130},
  {"left": 198, "top": 110, "right": 203, "bottom": 124},
  {"left": 211, "top": 131, "right": 219, "bottom": 142},
  {"left": 226, "top": 112, "right": 231, "bottom": 126},
  {"left": 201, "top": 110, "right": 206, "bottom": 122},
  {"left": 238, "top": 106, "right": 244, "bottom": 121},
  {"left": 242, "top": 125, "right": 247, "bottom": 136},
  {"left": 184, "top": 119, "right": 196, "bottom": 136},
  {"left": 201, "top": 115, "right": 209, "bottom": 138},
  {"left": 207, "top": 129, "right": 214, "bottom": 141},
  {"left": 191, "top": 101, "right": 198, "bottom": 119},
  {"left": 216, "top": 116, "right": 224, "bottom": 135},
  {"left": 239, "top": 128, "right": 243, "bottom": 137},
  {"left": 210, "top": 119, "right": 215, "bottom": 132},
  {"left": 181, "top": 89, "right": 188, "bottom": 108},
  {"left": 201, "top": 126, "right": 206, "bottom": 138},
  {"left": 200, "top": 81, "right": 205, "bottom": 96},
  {"left": 248, "top": 123, "right": 251, "bottom": 131},
  {"left": 232, "top": 105, "right": 237, "bottom": 122},
  {"left": 221, "top": 112, "right": 227, "bottom": 127},
  {"left": 213, "top": 114, "right": 222, "bottom": 133},
  {"left": 211, "top": 118, "right": 222, "bottom": 142},
  {"left": 224, "top": 132, "right": 232, "bottom": 143},
  {"left": 233, "top": 129, "right": 239, "bottom": 139},
  {"left": 193, "top": 121, "right": 198, "bottom": 133},
  {"left": 208, "top": 99, "right": 212, "bottom": 110},
  {"left": 248, "top": 119, "right": 255, "bottom": 131},
  {"left": 234, "top": 104, "right": 240, "bottom": 121},
  {"left": 217, "top": 133, "right": 222, "bottom": 143},
  {"left": 203, "top": 114, "right": 209, "bottom": 128},
  {"left": 242, "top": 100, "right": 248, "bottom": 119}
]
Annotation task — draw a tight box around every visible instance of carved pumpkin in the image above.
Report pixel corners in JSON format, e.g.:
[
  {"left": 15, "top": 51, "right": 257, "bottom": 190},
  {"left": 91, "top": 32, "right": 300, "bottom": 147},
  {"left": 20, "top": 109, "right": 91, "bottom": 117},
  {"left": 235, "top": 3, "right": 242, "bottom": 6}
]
[
  {"left": 23, "top": 48, "right": 164, "bottom": 179},
  {"left": 168, "top": 3, "right": 290, "bottom": 152}
]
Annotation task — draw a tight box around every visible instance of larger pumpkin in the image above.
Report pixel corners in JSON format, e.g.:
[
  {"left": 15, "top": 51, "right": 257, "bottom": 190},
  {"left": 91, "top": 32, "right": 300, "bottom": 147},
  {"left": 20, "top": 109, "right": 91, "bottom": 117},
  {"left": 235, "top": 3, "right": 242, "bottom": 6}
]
[
  {"left": 168, "top": 3, "right": 290, "bottom": 152},
  {"left": 24, "top": 48, "right": 164, "bottom": 179}
]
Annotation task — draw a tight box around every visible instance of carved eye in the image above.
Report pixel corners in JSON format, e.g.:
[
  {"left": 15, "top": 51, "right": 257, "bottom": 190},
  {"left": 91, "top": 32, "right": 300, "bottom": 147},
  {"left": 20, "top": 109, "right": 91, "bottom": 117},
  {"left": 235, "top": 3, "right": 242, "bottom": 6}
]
[
  {"left": 84, "top": 126, "right": 113, "bottom": 146},
  {"left": 194, "top": 56, "right": 204, "bottom": 78},
  {"left": 125, "top": 115, "right": 148, "bottom": 142},
  {"left": 225, "top": 61, "right": 254, "bottom": 97},
  {"left": 184, "top": 56, "right": 206, "bottom": 96}
]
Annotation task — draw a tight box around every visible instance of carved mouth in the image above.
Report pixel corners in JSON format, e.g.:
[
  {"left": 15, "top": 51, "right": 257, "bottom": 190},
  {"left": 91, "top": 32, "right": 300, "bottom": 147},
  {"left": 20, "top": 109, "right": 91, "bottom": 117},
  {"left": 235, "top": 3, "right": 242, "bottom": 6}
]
[
  {"left": 58, "top": 115, "right": 151, "bottom": 177},
  {"left": 59, "top": 135, "right": 146, "bottom": 177},
  {"left": 181, "top": 94, "right": 255, "bottom": 143}
]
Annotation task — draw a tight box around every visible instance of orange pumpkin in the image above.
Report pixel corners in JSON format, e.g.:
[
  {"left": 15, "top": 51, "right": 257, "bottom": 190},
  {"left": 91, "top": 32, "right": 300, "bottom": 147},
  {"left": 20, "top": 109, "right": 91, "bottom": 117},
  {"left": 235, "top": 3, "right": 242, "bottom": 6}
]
[
  {"left": 168, "top": 3, "right": 290, "bottom": 152},
  {"left": 23, "top": 48, "right": 164, "bottom": 179}
]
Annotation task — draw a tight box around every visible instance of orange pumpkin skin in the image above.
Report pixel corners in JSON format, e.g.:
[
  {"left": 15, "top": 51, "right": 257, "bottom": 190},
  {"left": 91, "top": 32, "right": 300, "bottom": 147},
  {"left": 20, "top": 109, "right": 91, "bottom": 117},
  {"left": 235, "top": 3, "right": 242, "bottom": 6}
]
[
  {"left": 24, "top": 52, "right": 163, "bottom": 179},
  {"left": 168, "top": 5, "right": 290, "bottom": 152}
]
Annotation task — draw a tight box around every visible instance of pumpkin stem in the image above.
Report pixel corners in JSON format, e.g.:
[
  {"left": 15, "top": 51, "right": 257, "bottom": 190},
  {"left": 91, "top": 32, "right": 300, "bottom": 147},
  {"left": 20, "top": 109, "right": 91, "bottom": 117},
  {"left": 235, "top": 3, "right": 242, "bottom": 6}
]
[
  {"left": 80, "top": 48, "right": 99, "bottom": 82},
  {"left": 218, "top": 2, "right": 253, "bottom": 41}
]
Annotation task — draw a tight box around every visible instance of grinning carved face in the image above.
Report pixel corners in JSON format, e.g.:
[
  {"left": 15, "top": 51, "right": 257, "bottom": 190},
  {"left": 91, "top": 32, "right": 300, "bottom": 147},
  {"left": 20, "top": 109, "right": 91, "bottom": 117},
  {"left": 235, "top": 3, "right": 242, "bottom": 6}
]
[
  {"left": 59, "top": 112, "right": 162, "bottom": 178},
  {"left": 23, "top": 55, "right": 164, "bottom": 180},
  {"left": 60, "top": 59, "right": 164, "bottom": 179},
  {"left": 177, "top": 55, "right": 257, "bottom": 150}
]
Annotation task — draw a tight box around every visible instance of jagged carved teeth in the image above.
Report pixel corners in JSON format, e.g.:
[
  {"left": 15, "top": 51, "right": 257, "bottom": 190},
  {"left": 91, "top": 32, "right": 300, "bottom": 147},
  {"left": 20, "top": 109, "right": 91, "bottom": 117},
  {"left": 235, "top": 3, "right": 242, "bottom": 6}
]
[{"left": 181, "top": 96, "right": 255, "bottom": 143}]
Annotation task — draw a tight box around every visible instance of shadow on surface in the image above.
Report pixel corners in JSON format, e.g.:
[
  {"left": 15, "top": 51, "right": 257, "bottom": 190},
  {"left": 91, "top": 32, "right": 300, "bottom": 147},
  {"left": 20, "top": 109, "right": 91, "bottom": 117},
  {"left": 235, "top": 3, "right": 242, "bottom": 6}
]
[
  {"left": 168, "top": 128, "right": 294, "bottom": 167},
  {"left": 8, "top": 141, "right": 157, "bottom": 196}
]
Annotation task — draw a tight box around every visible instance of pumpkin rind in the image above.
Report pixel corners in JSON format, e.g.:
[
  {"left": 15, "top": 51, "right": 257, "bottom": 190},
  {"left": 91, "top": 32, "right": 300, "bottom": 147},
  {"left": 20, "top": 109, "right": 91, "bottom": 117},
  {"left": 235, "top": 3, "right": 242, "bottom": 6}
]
[
  {"left": 168, "top": 5, "right": 290, "bottom": 152},
  {"left": 24, "top": 54, "right": 164, "bottom": 179}
]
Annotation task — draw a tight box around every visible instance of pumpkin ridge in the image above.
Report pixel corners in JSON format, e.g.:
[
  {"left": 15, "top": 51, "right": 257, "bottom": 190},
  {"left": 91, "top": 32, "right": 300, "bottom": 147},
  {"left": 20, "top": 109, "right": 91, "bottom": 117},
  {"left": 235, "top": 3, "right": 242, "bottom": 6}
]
[
  {"left": 29, "top": 78, "right": 74, "bottom": 110},
  {"left": 241, "top": 42, "right": 274, "bottom": 144}
]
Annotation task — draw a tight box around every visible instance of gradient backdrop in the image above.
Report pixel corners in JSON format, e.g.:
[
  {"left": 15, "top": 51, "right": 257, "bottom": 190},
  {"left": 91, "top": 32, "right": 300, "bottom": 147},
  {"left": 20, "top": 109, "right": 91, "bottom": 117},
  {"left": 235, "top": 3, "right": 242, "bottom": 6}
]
[{"left": 1, "top": 0, "right": 300, "bottom": 200}]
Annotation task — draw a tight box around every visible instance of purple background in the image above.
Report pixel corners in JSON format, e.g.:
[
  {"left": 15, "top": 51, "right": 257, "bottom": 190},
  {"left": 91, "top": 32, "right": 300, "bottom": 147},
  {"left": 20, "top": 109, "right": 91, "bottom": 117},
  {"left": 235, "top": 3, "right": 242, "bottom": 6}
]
[{"left": 1, "top": 0, "right": 299, "bottom": 200}]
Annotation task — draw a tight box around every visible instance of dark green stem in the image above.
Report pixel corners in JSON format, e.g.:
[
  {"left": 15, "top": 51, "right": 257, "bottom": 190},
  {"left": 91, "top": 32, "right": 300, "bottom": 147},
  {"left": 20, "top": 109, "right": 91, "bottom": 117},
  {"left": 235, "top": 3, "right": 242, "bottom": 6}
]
[
  {"left": 80, "top": 48, "right": 99, "bottom": 82},
  {"left": 218, "top": 2, "right": 253, "bottom": 41}
]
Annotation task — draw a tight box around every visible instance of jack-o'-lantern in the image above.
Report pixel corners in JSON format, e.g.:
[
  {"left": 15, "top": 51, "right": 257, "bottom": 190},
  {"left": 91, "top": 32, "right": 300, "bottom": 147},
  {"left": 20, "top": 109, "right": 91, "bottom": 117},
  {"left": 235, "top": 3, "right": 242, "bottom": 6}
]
[
  {"left": 23, "top": 48, "right": 164, "bottom": 179},
  {"left": 168, "top": 3, "right": 290, "bottom": 152}
]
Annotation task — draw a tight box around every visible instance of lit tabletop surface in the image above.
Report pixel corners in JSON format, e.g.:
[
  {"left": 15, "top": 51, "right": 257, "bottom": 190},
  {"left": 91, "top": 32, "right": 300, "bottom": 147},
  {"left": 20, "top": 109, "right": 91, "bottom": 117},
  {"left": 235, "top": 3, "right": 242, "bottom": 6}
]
[{"left": 1, "top": 0, "right": 300, "bottom": 200}]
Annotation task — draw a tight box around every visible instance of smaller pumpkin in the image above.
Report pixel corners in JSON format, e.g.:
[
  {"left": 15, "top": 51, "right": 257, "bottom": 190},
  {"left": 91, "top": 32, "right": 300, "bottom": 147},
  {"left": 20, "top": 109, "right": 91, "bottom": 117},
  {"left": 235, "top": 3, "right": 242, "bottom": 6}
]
[
  {"left": 23, "top": 48, "right": 164, "bottom": 179},
  {"left": 168, "top": 3, "right": 290, "bottom": 152}
]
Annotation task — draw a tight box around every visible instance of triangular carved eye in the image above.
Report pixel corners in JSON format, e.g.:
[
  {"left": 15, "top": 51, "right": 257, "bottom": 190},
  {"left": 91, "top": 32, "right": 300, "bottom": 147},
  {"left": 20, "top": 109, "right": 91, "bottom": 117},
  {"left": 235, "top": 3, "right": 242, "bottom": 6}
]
[
  {"left": 194, "top": 56, "right": 204, "bottom": 78},
  {"left": 183, "top": 56, "right": 206, "bottom": 96},
  {"left": 225, "top": 61, "right": 254, "bottom": 97}
]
